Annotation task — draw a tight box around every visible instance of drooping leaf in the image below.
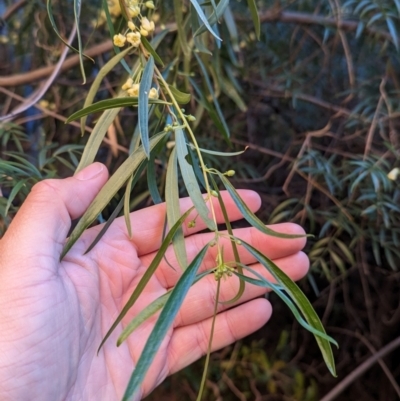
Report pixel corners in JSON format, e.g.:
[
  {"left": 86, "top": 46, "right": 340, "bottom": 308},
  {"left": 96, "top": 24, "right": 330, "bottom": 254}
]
[
  {"left": 246, "top": 0, "right": 260, "bottom": 39},
  {"left": 66, "top": 97, "right": 168, "bottom": 122},
  {"left": 194, "top": 0, "right": 229, "bottom": 37},
  {"left": 139, "top": 56, "right": 155, "bottom": 158},
  {"left": 97, "top": 205, "right": 195, "bottom": 353},
  {"left": 217, "top": 172, "right": 309, "bottom": 239},
  {"left": 141, "top": 36, "right": 164, "bottom": 66},
  {"left": 239, "top": 240, "right": 337, "bottom": 376},
  {"left": 176, "top": 128, "right": 216, "bottom": 231},
  {"left": 189, "top": 0, "right": 221, "bottom": 41},
  {"left": 117, "top": 268, "right": 213, "bottom": 345},
  {"left": 121, "top": 245, "right": 209, "bottom": 401},
  {"left": 61, "top": 132, "right": 167, "bottom": 259},
  {"left": 166, "top": 147, "right": 188, "bottom": 270},
  {"left": 80, "top": 46, "right": 133, "bottom": 134},
  {"left": 167, "top": 85, "right": 191, "bottom": 104}
]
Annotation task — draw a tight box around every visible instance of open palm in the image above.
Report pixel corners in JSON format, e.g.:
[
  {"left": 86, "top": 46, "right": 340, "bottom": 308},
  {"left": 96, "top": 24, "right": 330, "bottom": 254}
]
[{"left": 0, "top": 163, "right": 308, "bottom": 401}]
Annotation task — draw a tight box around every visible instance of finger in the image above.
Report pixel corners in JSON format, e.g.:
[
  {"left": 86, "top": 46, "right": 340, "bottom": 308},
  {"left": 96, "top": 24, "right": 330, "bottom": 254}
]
[
  {"left": 174, "top": 251, "right": 309, "bottom": 328},
  {"left": 144, "top": 223, "right": 306, "bottom": 288},
  {"left": 111, "top": 190, "right": 261, "bottom": 256},
  {"left": 167, "top": 298, "right": 272, "bottom": 375},
  {"left": 0, "top": 163, "right": 108, "bottom": 268}
]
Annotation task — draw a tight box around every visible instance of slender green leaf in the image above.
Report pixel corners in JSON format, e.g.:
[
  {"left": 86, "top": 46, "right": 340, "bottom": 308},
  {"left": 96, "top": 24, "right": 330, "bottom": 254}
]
[
  {"left": 210, "top": 175, "right": 245, "bottom": 304},
  {"left": 189, "top": 0, "right": 221, "bottom": 41},
  {"left": 217, "top": 172, "right": 308, "bottom": 239},
  {"left": 233, "top": 267, "right": 337, "bottom": 344},
  {"left": 124, "top": 175, "right": 134, "bottom": 238},
  {"left": 84, "top": 160, "right": 147, "bottom": 254},
  {"left": 61, "top": 132, "right": 167, "bottom": 259},
  {"left": 4, "top": 179, "right": 27, "bottom": 216},
  {"left": 98, "top": 205, "right": 195, "bottom": 353},
  {"left": 80, "top": 46, "right": 133, "bottom": 134},
  {"left": 76, "top": 107, "right": 121, "bottom": 173},
  {"left": 190, "top": 143, "right": 247, "bottom": 157},
  {"left": 118, "top": 292, "right": 172, "bottom": 346},
  {"left": 73, "top": 0, "right": 86, "bottom": 83},
  {"left": 194, "top": 0, "right": 229, "bottom": 37},
  {"left": 166, "top": 147, "right": 188, "bottom": 270},
  {"left": 139, "top": 56, "right": 155, "bottom": 158},
  {"left": 141, "top": 36, "right": 164, "bottom": 66},
  {"left": 167, "top": 85, "right": 191, "bottom": 104},
  {"left": 240, "top": 240, "right": 337, "bottom": 376},
  {"left": 46, "top": 0, "right": 93, "bottom": 62},
  {"left": 67, "top": 97, "right": 168, "bottom": 123},
  {"left": 194, "top": 53, "right": 230, "bottom": 140},
  {"left": 117, "top": 268, "right": 213, "bottom": 345},
  {"left": 386, "top": 18, "right": 399, "bottom": 51},
  {"left": 246, "top": 0, "right": 260, "bottom": 39},
  {"left": 191, "top": 3, "right": 212, "bottom": 54},
  {"left": 122, "top": 245, "right": 209, "bottom": 401},
  {"left": 176, "top": 129, "right": 216, "bottom": 231}
]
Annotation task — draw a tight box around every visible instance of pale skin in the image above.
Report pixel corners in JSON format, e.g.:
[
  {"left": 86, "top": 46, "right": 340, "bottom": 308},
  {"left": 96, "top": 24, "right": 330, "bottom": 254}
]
[{"left": 0, "top": 162, "right": 309, "bottom": 401}]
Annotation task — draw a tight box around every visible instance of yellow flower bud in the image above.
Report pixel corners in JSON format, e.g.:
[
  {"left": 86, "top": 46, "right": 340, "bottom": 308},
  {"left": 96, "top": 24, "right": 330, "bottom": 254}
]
[
  {"left": 127, "top": 83, "right": 140, "bottom": 97},
  {"left": 141, "top": 17, "right": 155, "bottom": 33},
  {"left": 128, "top": 5, "right": 140, "bottom": 18},
  {"left": 140, "top": 27, "right": 149, "bottom": 37},
  {"left": 128, "top": 21, "right": 136, "bottom": 31},
  {"left": 122, "top": 77, "right": 134, "bottom": 90},
  {"left": 113, "top": 33, "right": 126, "bottom": 47},
  {"left": 148, "top": 87, "right": 159, "bottom": 99},
  {"left": 126, "top": 31, "right": 141, "bottom": 47},
  {"left": 388, "top": 167, "right": 400, "bottom": 181},
  {"left": 225, "top": 170, "right": 235, "bottom": 177},
  {"left": 145, "top": 1, "right": 155, "bottom": 9}
]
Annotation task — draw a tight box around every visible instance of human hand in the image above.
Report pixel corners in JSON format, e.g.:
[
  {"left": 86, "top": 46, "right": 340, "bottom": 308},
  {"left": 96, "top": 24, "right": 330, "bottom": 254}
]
[{"left": 0, "top": 162, "right": 309, "bottom": 401}]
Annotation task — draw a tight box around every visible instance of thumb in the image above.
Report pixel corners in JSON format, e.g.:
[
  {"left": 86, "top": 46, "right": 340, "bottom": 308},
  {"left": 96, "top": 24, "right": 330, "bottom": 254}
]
[{"left": 2, "top": 163, "right": 108, "bottom": 261}]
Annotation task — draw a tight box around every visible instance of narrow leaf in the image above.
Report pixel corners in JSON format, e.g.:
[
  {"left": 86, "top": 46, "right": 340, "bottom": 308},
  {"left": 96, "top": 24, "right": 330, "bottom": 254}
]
[
  {"left": 122, "top": 245, "right": 209, "bottom": 401},
  {"left": 189, "top": 0, "right": 222, "bottom": 41},
  {"left": 98, "top": 206, "right": 195, "bottom": 353},
  {"left": 166, "top": 147, "right": 188, "bottom": 270},
  {"left": 194, "top": 0, "right": 229, "bottom": 37},
  {"left": 240, "top": 240, "right": 337, "bottom": 376},
  {"left": 61, "top": 132, "right": 167, "bottom": 259},
  {"left": 141, "top": 36, "right": 164, "bottom": 66},
  {"left": 217, "top": 172, "right": 308, "bottom": 239},
  {"left": 67, "top": 97, "right": 167, "bottom": 123},
  {"left": 80, "top": 46, "right": 132, "bottom": 134},
  {"left": 246, "top": 0, "right": 261, "bottom": 39},
  {"left": 167, "top": 85, "right": 191, "bottom": 104},
  {"left": 139, "top": 56, "right": 155, "bottom": 158},
  {"left": 176, "top": 129, "right": 216, "bottom": 231}
]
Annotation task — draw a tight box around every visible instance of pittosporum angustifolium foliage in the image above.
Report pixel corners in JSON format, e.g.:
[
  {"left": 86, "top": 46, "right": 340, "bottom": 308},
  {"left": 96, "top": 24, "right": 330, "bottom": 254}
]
[
  {"left": 42, "top": 0, "right": 338, "bottom": 399},
  {"left": 0, "top": 0, "right": 343, "bottom": 399}
]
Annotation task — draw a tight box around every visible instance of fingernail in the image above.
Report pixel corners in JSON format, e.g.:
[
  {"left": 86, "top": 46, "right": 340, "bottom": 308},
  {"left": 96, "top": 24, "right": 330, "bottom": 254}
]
[{"left": 75, "top": 163, "right": 104, "bottom": 181}]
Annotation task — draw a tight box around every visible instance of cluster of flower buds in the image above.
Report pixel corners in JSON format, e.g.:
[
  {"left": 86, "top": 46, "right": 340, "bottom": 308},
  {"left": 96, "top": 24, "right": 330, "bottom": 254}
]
[
  {"left": 121, "top": 77, "right": 159, "bottom": 99},
  {"left": 113, "top": 15, "right": 155, "bottom": 47}
]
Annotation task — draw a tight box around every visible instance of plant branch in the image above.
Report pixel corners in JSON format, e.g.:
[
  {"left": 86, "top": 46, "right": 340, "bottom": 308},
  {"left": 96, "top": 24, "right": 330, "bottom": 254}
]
[
  {"left": 320, "top": 335, "right": 400, "bottom": 401},
  {"left": 256, "top": 10, "right": 393, "bottom": 43}
]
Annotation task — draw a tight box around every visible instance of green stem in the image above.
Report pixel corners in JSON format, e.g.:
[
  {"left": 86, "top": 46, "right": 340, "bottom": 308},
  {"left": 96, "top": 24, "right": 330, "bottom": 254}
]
[{"left": 196, "top": 278, "right": 221, "bottom": 401}]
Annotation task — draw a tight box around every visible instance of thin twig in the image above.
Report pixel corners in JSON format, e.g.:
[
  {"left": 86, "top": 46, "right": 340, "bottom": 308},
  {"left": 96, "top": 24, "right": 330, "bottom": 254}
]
[
  {"left": 255, "top": 10, "right": 393, "bottom": 43},
  {"left": 320, "top": 335, "right": 400, "bottom": 401},
  {"left": 1, "top": 24, "right": 78, "bottom": 122}
]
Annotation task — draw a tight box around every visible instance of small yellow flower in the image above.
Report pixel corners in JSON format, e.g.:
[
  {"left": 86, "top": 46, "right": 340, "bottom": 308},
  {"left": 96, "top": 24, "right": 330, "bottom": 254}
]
[
  {"left": 127, "top": 84, "right": 140, "bottom": 97},
  {"left": 145, "top": 1, "right": 155, "bottom": 9},
  {"left": 148, "top": 87, "right": 159, "bottom": 99},
  {"left": 122, "top": 77, "right": 134, "bottom": 90},
  {"left": 113, "top": 33, "right": 126, "bottom": 47},
  {"left": 128, "top": 5, "right": 140, "bottom": 17},
  {"left": 141, "top": 17, "right": 155, "bottom": 33},
  {"left": 140, "top": 27, "right": 149, "bottom": 37},
  {"left": 128, "top": 21, "right": 136, "bottom": 31},
  {"left": 387, "top": 167, "right": 400, "bottom": 181},
  {"left": 126, "top": 31, "right": 141, "bottom": 47}
]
